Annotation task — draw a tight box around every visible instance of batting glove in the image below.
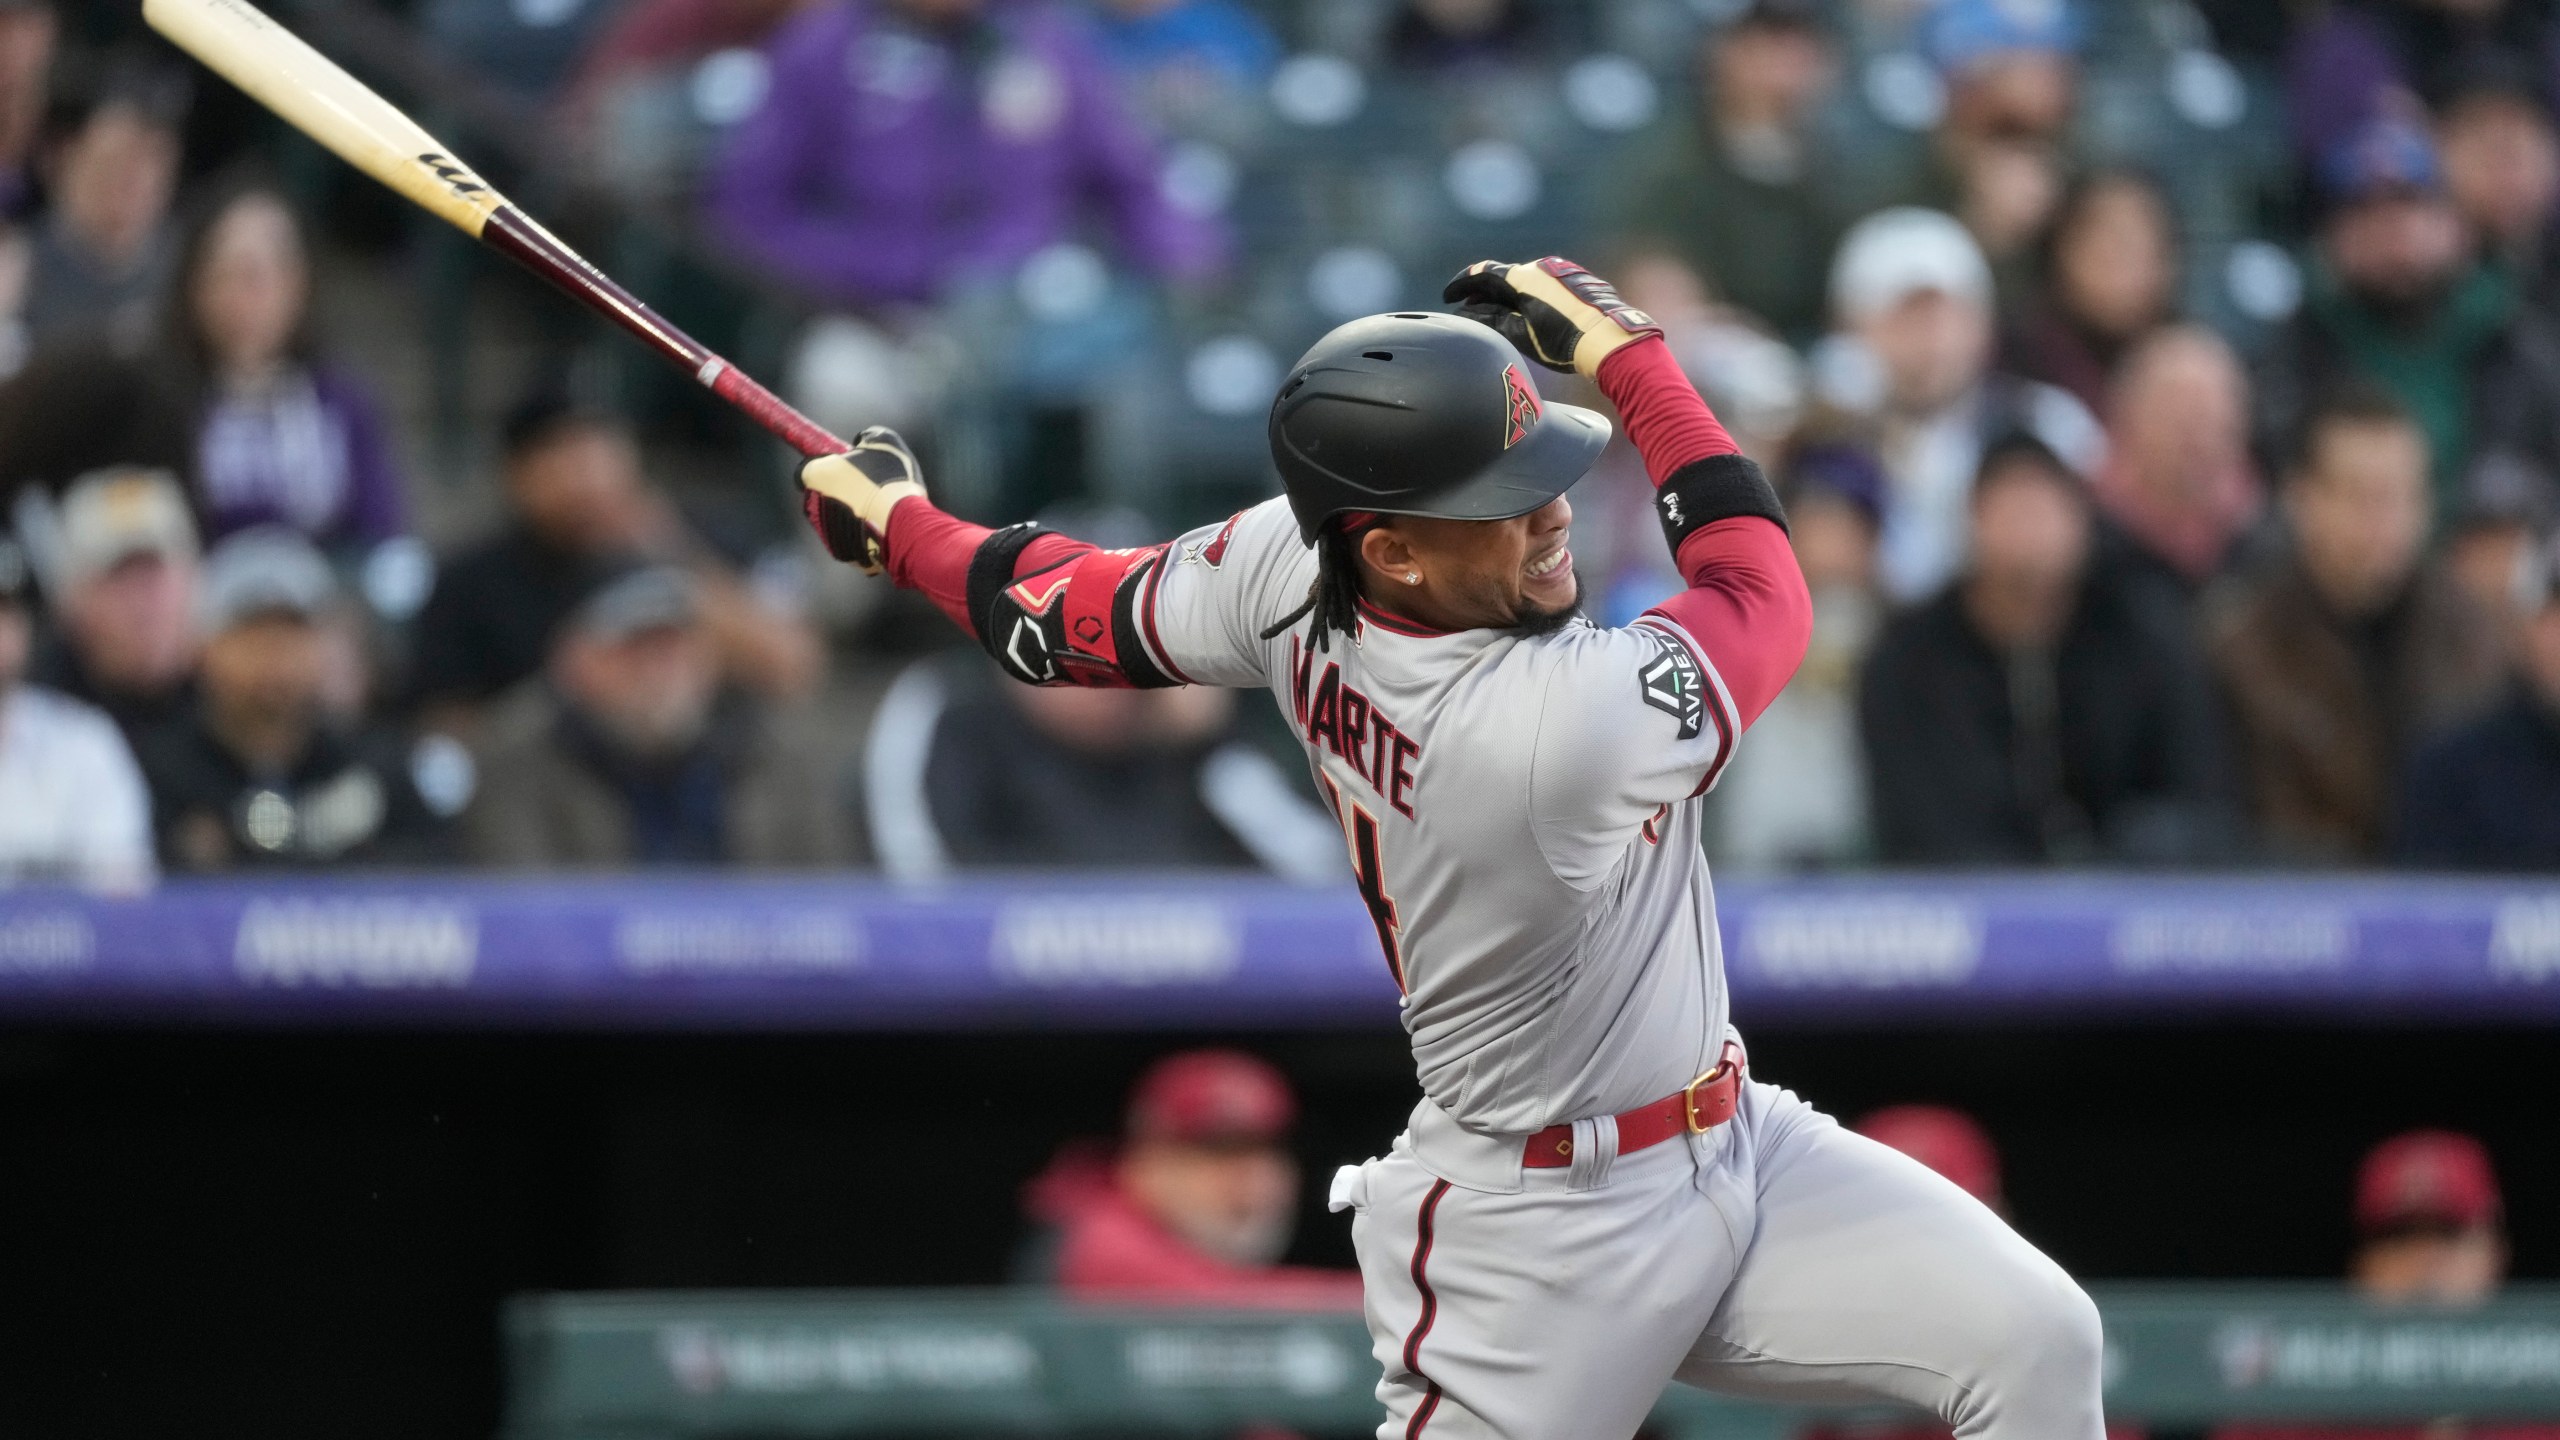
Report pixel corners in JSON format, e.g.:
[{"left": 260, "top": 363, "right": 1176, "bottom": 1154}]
[
  {"left": 1443, "top": 257, "right": 1663, "bottom": 378},
  {"left": 797, "top": 426, "right": 928, "bottom": 575}
]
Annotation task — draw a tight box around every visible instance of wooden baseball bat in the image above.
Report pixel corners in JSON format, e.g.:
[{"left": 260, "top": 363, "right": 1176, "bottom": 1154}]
[{"left": 143, "top": 0, "right": 847, "bottom": 459}]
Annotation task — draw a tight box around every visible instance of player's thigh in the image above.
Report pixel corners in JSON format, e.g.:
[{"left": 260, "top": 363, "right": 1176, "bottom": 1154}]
[
  {"left": 1674, "top": 1084, "right": 2104, "bottom": 1439},
  {"left": 1347, "top": 1147, "right": 1732, "bottom": 1440}
]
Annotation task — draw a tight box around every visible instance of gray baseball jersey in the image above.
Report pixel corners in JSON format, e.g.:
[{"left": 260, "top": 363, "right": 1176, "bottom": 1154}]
[{"left": 1137, "top": 496, "right": 1739, "bottom": 1137}]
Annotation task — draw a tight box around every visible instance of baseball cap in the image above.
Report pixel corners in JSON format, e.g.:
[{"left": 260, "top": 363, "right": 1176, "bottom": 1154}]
[
  {"left": 1922, "top": 0, "right": 2081, "bottom": 73},
  {"left": 1788, "top": 443, "right": 1889, "bottom": 529},
  {"left": 55, "top": 466, "right": 199, "bottom": 586},
  {"left": 198, "top": 526, "right": 339, "bottom": 634},
  {"left": 1125, "top": 1049, "right": 1296, "bottom": 1145},
  {"left": 1856, "top": 1105, "right": 2003, "bottom": 1207},
  {"left": 1829, "top": 208, "right": 1992, "bottom": 324},
  {"left": 569, "top": 563, "right": 699, "bottom": 642},
  {"left": 2320, "top": 114, "right": 2445, "bottom": 204},
  {"left": 2354, "top": 1130, "right": 2502, "bottom": 1237}
]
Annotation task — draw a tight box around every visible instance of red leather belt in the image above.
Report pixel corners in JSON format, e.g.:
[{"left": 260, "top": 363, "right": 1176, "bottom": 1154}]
[{"left": 1523, "top": 1041, "right": 1745, "bottom": 1169}]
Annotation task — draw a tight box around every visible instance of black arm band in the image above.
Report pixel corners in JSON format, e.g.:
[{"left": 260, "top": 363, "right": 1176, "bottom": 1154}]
[
  {"left": 1653, "top": 454, "right": 1788, "bottom": 557},
  {"left": 966, "top": 522, "right": 1046, "bottom": 644}
]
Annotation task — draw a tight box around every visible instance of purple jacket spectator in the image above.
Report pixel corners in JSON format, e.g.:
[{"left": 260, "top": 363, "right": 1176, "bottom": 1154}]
[
  {"left": 194, "top": 364, "right": 406, "bottom": 549},
  {"left": 703, "top": 0, "right": 1221, "bottom": 307}
]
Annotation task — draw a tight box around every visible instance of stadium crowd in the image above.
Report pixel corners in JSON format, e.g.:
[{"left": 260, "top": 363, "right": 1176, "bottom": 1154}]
[{"left": 3, "top": 0, "right": 2560, "bottom": 884}]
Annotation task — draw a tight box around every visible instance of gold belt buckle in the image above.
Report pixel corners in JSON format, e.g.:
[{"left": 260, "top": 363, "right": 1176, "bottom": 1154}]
[{"left": 1682, "top": 1059, "right": 1730, "bottom": 1134}]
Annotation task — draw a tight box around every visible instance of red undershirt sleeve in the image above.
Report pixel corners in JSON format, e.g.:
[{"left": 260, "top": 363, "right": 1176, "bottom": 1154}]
[
  {"left": 1593, "top": 336, "right": 1809, "bottom": 731},
  {"left": 1594, "top": 334, "right": 1738, "bottom": 481}
]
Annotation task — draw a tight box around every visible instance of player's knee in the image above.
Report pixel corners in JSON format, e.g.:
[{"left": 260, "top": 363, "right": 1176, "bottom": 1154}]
[{"left": 1984, "top": 1266, "right": 2104, "bottom": 1396}]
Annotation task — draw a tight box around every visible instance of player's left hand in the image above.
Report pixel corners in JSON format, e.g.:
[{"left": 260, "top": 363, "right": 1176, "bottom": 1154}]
[
  {"left": 1444, "top": 257, "right": 1663, "bottom": 378},
  {"left": 797, "top": 426, "right": 927, "bottom": 575}
]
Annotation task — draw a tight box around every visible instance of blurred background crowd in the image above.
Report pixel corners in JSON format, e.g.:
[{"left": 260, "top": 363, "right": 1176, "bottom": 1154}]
[{"left": 7, "top": 0, "right": 2560, "bottom": 883}]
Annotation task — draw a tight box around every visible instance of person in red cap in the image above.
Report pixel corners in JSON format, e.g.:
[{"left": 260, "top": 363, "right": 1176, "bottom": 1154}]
[
  {"left": 2215, "top": 1129, "right": 2553, "bottom": 1440},
  {"left": 1019, "top": 1049, "right": 1361, "bottom": 1308},
  {"left": 1854, "top": 1105, "right": 2005, "bottom": 1214},
  {"left": 2349, "top": 1129, "right": 2507, "bottom": 1304}
]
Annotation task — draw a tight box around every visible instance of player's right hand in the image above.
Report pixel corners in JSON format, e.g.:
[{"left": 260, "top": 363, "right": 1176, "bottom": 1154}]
[
  {"left": 1443, "top": 257, "right": 1664, "bottom": 379},
  {"left": 798, "top": 426, "right": 927, "bottom": 575}
]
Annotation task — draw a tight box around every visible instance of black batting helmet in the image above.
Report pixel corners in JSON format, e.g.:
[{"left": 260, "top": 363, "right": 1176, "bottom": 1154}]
[{"left": 1268, "top": 312, "right": 1612, "bottom": 544}]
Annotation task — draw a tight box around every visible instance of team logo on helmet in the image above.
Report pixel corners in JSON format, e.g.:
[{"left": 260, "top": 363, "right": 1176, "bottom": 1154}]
[{"left": 1502, "top": 365, "right": 1541, "bottom": 449}]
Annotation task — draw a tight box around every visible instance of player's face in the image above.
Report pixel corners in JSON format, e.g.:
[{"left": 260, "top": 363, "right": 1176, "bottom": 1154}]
[{"left": 1371, "top": 495, "right": 1579, "bottom": 633}]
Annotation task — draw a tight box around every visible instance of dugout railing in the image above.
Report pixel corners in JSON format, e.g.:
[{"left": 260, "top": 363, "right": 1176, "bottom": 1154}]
[{"left": 501, "top": 1284, "right": 2560, "bottom": 1439}]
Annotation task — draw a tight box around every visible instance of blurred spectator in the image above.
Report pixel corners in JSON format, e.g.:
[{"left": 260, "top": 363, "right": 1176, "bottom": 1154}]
[
  {"left": 570, "top": 0, "right": 810, "bottom": 102},
  {"left": 2284, "top": 0, "right": 2556, "bottom": 164},
  {"left": 862, "top": 651, "right": 1341, "bottom": 879},
  {"left": 136, "top": 528, "right": 446, "bottom": 871},
  {"left": 2442, "top": 450, "right": 2557, "bottom": 619},
  {"left": 2092, "top": 325, "right": 2263, "bottom": 601},
  {"left": 460, "top": 564, "right": 849, "bottom": 867},
  {"left": 408, "top": 396, "right": 822, "bottom": 725},
  {"left": 703, "top": 0, "right": 1218, "bottom": 308},
  {"left": 2394, "top": 529, "right": 2560, "bottom": 869},
  {"left": 23, "top": 465, "right": 200, "bottom": 743},
  {"left": 1018, "top": 1049, "right": 1361, "bottom": 1307},
  {"left": 1706, "top": 444, "right": 1882, "bottom": 870},
  {"left": 0, "top": 526, "right": 153, "bottom": 888},
  {"left": 2213, "top": 1131, "right": 2556, "bottom": 1440},
  {"left": 2435, "top": 61, "right": 2560, "bottom": 309},
  {"left": 1862, "top": 434, "right": 2230, "bottom": 865},
  {"left": 0, "top": 339, "right": 193, "bottom": 511},
  {"left": 1608, "top": 1, "right": 1845, "bottom": 341},
  {"left": 165, "top": 178, "right": 407, "bottom": 555},
  {"left": 2258, "top": 113, "right": 2560, "bottom": 536},
  {"left": 26, "top": 62, "right": 185, "bottom": 350},
  {"left": 1385, "top": 0, "right": 1539, "bottom": 73},
  {"left": 1917, "top": 0, "right": 2080, "bottom": 291},
  {"left": 421, "top": 0, "right": 625, "bottom": 108},
  {"left": 2348, "top": 1130, "right": 2507, "bottom": 1304},
  {"left": 0, "top": 0, "right": 55, "bottom": 221},
  {"left": 1822, "top": 207, "right": 2103, "bottom": 602},
  {"left": 2004, "top": 169, "right": 2181, "bottom": 418},
  {"left": 1087, "top": 0, "right": 1278, "bottom": 129},
  {"left": 563, "top": 0, "right": 812, "bottom": 188},
  {"left": 1856, "top": 1104, "right": 2002, "bottom": 1212},
  {"left": 2208, "top": 388, "right": 2506, "bottom": 863}
]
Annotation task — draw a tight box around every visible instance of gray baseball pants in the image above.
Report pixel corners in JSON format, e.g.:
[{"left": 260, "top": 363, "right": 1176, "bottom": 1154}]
[{"left": 1333, "top": 1076, "right": 2106, "bottom": 1440}]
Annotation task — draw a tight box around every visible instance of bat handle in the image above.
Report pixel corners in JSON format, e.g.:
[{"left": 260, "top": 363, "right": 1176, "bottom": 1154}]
[{"left": 701, "top": 358, "right": 847, "bottom": 458}]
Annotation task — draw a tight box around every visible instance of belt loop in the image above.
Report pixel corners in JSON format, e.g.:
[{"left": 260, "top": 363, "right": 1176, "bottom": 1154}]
[{"left": 1566, "top": 1113, "right": 1618, "bottom": 1191}]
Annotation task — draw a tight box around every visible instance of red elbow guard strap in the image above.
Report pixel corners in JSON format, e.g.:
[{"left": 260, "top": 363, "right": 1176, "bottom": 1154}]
[
  {"left": 966, "top": 524, "right": 1179, "bottom": 689},
  {"left": 1654, "top": 454, "right": 1787, "bottom": 557}
]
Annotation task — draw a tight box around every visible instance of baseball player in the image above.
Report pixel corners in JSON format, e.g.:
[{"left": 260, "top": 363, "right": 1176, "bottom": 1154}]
[{"left": 797, "top": 259, "right": 2104, "bottom": 1439}]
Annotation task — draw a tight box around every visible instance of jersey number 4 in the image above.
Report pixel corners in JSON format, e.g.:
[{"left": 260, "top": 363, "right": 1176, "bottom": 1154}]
[{"left": 1321, "top": 778, "right": 1407, "bottom": 993}]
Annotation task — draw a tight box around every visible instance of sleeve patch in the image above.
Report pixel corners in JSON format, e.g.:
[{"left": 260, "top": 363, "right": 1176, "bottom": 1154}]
[{"left": 1637, "top": 630, "right": 1704, "bottom": 740}]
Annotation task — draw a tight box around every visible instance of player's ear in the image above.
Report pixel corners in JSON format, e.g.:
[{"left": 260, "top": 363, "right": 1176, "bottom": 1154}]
[{"left": 1359, "top": 524, "right": 1421, "bottom": 588}]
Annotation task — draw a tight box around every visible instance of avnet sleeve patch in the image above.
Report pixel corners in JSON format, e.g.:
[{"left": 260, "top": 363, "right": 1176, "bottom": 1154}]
[{"left": 1637, "top": 629, "right": 1704, "bottom": 740}]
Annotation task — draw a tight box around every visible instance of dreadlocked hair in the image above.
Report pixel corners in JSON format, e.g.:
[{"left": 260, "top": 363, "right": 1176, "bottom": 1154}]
[{"left": 1259, "top": 519, "right": 1367, "bottom": 651}]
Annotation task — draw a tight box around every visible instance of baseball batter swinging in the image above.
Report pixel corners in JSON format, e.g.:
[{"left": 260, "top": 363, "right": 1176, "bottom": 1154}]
[{"left": 798, "top": 259, "right": 2105, "bottom": 1439}]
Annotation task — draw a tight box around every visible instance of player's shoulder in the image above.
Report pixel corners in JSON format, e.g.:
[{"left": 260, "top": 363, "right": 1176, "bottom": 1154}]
[
  {"left": 1166, "top": 496, "right": 1312, "bottom": 583},
  {"left": 1513, "top": 615, "right": 1717, "bottom": 745}
]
